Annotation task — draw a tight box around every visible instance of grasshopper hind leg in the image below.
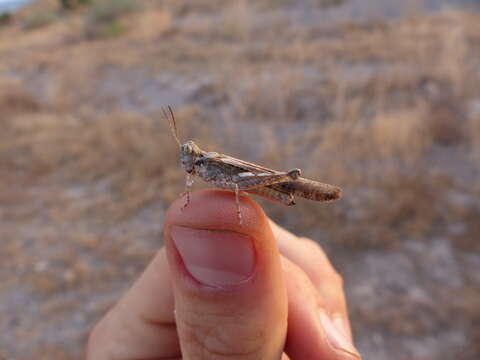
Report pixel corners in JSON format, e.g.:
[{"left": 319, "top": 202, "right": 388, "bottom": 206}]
[{"left": 247, "top": 186, "right": 296, "bottom": 206}]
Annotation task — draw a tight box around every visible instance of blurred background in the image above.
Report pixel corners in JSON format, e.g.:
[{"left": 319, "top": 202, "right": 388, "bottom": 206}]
[{"left": 1, "top": 0, "right": 479, "bottom": 359}]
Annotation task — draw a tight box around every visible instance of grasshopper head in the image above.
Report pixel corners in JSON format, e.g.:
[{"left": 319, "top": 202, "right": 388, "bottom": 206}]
[{"left": 180, "top": 140, "right": 202, "bottom": 173}]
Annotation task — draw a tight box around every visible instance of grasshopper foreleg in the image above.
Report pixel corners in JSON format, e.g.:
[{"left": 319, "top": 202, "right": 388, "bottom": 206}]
[
  {"left": 234, "top": 183, "right": 242, "bottom": 224},
  {"left": 181, "top": 174, "right": 194, "bottom": 210}
]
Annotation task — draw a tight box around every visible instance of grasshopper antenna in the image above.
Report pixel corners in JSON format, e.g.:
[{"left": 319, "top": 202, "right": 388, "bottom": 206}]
[{"left": 162, "top": 105, "right": 181, "bottom": 146}]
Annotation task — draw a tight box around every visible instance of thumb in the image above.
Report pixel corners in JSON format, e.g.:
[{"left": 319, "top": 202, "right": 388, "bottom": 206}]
[{"left": 164, "top": 190, "right": 288, "bottom": 360}]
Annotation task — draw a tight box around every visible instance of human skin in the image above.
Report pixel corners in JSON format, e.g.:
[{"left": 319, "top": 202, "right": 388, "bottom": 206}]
[{"left": 86, "top": 190, "right": 361, "bottom": 360}]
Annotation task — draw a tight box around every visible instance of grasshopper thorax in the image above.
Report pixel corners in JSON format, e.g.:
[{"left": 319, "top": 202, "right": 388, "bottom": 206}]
[{"left": 180, "top": 140, "right": 202, "bottom": 174}]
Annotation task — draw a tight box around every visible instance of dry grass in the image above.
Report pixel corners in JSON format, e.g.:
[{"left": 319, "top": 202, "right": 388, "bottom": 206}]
[{"left": 1, "top": 0, "right": 480, "bottom": 359}]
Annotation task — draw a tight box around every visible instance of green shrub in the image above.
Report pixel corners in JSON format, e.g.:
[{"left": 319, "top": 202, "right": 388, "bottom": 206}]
[
  {"left": 88, "top": 0, "right": 140, "bottom": 24},
  {"left": 100, "top": 21, "right": 125, "bottom": 37},
  {"left": 23, "top": 12, "right": 57, "bottom": 31},
  {"left": 319, "top": 0, "right": 348, "bottom": 7},
  {"left": 60, "top": 0, "right": 92, "bottom": 10},
  {"left": 0, "top": 12, "right": 12, "bottom": 26}
]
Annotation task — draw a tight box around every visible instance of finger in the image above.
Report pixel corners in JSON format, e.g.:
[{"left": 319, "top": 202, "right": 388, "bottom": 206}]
[
  {"left": 282, "top": 257, "right": 361, "bottom": 360},
  {"left": 270, "top": 219, "right": 352, "bottom": 338},
  {"left": 86, "top": 248, "right": 180, "bottom": 359},
  {"left": 164, "top": 189, "right": 288, "bottom": 360}
]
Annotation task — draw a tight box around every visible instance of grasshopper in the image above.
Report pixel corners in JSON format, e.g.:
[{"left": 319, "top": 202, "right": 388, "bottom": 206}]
[{"left": 163, "top": 107, "right": 341, "bottom": 223}]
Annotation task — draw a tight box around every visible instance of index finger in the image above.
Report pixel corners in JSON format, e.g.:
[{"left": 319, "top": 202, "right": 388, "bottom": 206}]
[{"left": 269, "top": 219, "right": 352, "bottom": 339}]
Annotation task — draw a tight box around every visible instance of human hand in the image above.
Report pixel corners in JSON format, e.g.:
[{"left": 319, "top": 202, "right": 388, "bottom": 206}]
[{"left": 87, "top": 190, "right": 360, "bottom": 359}]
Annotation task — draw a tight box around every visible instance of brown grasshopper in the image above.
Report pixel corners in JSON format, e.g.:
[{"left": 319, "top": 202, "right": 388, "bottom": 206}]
[{"left": 163, "top": 107, "right": 341, "bottom": 223}]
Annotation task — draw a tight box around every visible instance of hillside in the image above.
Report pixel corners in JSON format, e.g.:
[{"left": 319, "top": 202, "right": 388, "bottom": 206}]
[{"left": 1, "top": 1, "right": 480, "bottom": 359}]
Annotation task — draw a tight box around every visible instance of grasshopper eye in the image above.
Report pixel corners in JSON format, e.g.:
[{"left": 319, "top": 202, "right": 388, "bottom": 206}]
[
  {"left": 181, "top": 143, "right": 191, "bottom": 154},
  {"left": 181, "top": 141, "right": 199, "bottom": 155}
]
